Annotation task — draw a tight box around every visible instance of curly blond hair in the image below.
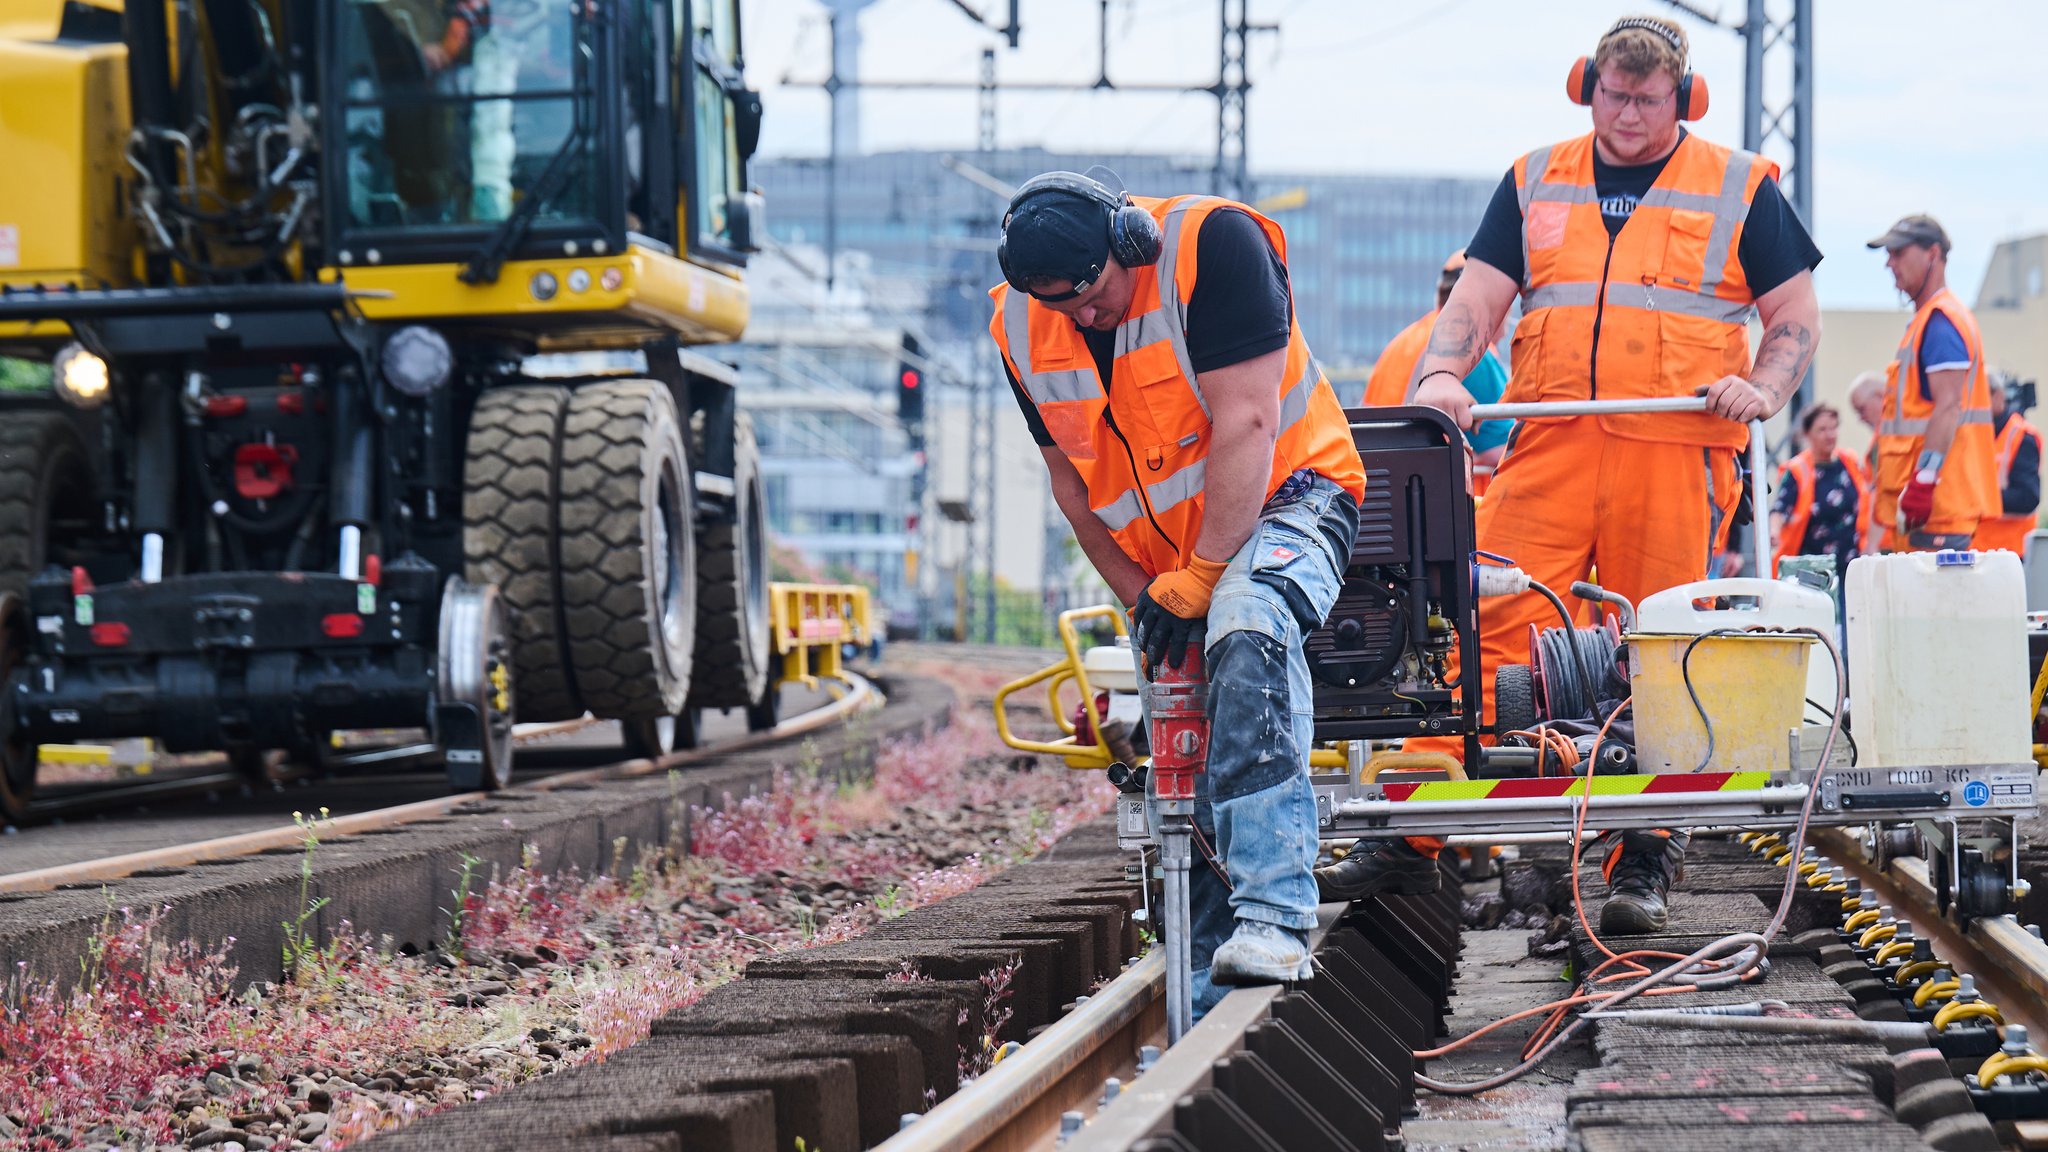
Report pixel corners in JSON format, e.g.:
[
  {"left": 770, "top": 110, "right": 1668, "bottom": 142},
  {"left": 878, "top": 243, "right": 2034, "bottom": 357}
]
[{"left": 1594, "top": 15, "right": 1688, "bottom": 88}]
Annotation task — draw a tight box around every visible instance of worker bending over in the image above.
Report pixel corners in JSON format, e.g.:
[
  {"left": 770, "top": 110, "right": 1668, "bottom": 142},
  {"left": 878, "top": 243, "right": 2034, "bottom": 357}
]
[
  {"left": 1326, "top": 15, "right": 1822, "bottom": 932},
  {"left": 1868, "top": 215, "right": 1998, "bottom": 553},
  {"left": 1975, "top": 373, "right": 2042, "bottom": 555},
  {"left": 990, "top": 171, "right": 1364, "bottom": 1010}
]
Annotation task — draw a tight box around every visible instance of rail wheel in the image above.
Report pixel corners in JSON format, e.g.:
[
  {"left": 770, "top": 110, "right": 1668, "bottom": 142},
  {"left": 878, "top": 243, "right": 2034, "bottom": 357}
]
[
  {"left": 0, "top": 410, "right": 95, "bottom": 602},
  {"left": 557, "top": 381, "right": 695, "bottom": 721},
  {"left": 464, "top": 385, "right": 580, "bottom": 720},
  {"left": 0, "top": 592, "right": 35, "bottom": 823},
  {"left": 438, "top": 578, "right": 517, "bottom": 790},
  {"left": 688, "top": 410, "right": 773, "bottom": 715}
]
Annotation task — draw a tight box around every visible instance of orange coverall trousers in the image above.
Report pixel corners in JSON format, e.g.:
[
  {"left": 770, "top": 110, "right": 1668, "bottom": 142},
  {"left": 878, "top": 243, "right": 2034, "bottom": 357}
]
[{"left": 1406, "top": 416, "right": 1742, "bottom": 852}]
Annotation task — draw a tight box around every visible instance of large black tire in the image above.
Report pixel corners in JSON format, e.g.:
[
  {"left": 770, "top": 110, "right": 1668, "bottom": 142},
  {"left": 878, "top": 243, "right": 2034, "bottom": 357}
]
[
  {"left": 463, "top": 386, "right": 581, "bottom": 720},
  {"left": 0, "top": 592, "right": 34, "bottom": 823},
  {"left": 557, "top": 381, "right": 695, "bottom": 719},
  {"left": 1495, "top": 663, "right": 1538, "bottom": 737},
  {"left": 688, "top": 410, "right": 773, "bottom": 710},
  {"left": 0, "top": 411, "right": 93, "bottom": 601}
]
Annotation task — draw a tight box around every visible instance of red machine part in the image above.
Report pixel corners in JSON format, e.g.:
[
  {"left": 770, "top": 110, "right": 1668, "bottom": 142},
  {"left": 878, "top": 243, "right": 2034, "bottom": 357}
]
[
  {"left": 1069, "top": 691, "right": 1111, "bottom": 746},
  {"left": 1145, "top": 651, "right": 1208, "bottom": 801},
  {"left": 233, "top": 443, "right": 299, "bottom": 500}
]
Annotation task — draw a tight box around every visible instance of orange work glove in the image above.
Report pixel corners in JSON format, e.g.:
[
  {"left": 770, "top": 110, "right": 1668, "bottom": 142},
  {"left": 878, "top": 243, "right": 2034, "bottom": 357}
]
[{"left": 1130, "top": 553, "right": 1229, "bottom": 671}]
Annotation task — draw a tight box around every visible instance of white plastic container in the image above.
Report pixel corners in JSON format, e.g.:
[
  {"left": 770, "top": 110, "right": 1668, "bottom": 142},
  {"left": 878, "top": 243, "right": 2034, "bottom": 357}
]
[
  {"left": 1636, "top": 577, "right": 1840, "bottom": 722},
  {"left": 1845, "top": 550, "right": 2031, "bottom": 768}
]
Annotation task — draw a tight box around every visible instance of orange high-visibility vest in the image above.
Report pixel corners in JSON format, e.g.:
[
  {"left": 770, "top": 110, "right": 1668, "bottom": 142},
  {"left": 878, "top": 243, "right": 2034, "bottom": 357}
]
[
  {"left": 1873, "top": 288, "right": 1997, "bottom": 545},
  {"left": 1771, "top": 449, "right": 1870, "bottom": 577},
  {"left": 1507, "top": 133, "right": 1778, "bottom": 448},
  {"left": 1974, "top": 414, "right": 2043, "bottom": 554},
  {"left": 990, "top": 195, "right": 1366, "bottom": 579},
  {"left": 1364, "top": 311, "right": 1434, "bottom": 407}
]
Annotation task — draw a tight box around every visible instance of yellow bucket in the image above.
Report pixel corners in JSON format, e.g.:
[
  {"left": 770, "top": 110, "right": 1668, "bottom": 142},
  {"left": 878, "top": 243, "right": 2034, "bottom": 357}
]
[{"left": 1626, "top": 632, "right": 1815, "bottom": 774}]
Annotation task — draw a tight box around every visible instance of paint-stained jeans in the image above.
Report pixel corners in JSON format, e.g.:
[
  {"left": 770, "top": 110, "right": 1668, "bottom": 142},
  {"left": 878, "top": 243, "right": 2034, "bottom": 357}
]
[{"left": 1143, "top": 471, "right": 1358, "bottom": 1017}]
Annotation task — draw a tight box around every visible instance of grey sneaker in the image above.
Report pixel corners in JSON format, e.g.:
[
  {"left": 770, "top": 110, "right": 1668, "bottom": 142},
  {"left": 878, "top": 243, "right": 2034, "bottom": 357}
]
[
  {"left": 1600, "top": 848, "right": 1675, "bottom": 934},
  {"left": 1209, "top": 919, "right": 1313, "bottom": 985},
  {"left": 1313, "top": 838, "right": 1441, "bottom": 902}
]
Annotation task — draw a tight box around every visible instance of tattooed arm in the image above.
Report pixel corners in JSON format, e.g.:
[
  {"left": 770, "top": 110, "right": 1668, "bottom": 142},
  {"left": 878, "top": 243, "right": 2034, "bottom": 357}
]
[
  {"left": 1702, "top": 270, "right": 1821, "bottom": 423},
  {"left": 1406, "top": 258, "right": 1519, "bottom": 430}
]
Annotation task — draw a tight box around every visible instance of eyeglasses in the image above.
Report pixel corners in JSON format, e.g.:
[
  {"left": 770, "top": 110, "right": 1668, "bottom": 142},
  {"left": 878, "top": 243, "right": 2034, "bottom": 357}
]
[{"left": 1594, "top": 82, "right": 1675, "bottom": 114}]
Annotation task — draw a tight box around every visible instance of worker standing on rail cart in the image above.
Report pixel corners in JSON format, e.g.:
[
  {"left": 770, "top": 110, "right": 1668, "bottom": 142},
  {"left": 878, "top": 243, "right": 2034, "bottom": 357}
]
[
  {"left": 989, "top": 169, "right": 1365, "bottom": 1011},
  {"left": 1362, "top": 250, "right": 1514, "bottom": 494},
  {"left": 1867, "top": 214, "right": 1999, "bottom": 553},
  {"left": 1357, "top": 14, "right": 1823, "bottom": 933}
]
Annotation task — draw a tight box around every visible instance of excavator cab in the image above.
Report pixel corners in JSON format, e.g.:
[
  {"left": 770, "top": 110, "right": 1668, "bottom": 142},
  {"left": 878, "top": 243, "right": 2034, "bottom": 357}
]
[{"left": 326, "top": 0, "right": 762, "bottom": 281}]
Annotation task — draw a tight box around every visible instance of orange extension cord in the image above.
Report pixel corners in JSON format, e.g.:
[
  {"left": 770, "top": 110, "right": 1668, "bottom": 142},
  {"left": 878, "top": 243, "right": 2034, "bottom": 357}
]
[{"left": 1412, "top": 624, "right": 1845, "bottom": 1095}]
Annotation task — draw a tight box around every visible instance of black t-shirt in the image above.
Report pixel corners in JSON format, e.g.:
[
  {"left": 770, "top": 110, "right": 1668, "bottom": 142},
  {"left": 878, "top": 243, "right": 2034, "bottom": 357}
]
[
  {"left": 1006, "top": 207, "right": 1292, "bottom": 447},
  {"left": 1464, "top": 131, "right": 1822, "bottom": 297}
]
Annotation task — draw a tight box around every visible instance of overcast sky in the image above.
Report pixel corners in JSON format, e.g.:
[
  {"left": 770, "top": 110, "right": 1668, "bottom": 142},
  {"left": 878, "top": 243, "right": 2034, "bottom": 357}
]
[{"left": 738, "top": 0, "right": 2048, "bottom": 310}]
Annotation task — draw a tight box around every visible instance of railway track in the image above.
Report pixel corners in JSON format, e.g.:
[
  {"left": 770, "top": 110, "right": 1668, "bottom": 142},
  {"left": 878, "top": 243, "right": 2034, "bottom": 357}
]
[
  {"left": 0, "top": 674, "right": 874, "bottom": 894},
  {"left": 811, "top": 825, "right": 2048, "bottom": 1152}
]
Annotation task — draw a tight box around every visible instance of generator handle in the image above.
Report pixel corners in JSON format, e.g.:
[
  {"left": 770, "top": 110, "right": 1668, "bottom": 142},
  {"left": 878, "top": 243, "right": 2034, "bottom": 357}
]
[
  {"left": 1466, "top": 396, "right": 1710, "bottom": 420},
  {"left": 1461, "top": 397, "right": 1774, "bottom": 575}
]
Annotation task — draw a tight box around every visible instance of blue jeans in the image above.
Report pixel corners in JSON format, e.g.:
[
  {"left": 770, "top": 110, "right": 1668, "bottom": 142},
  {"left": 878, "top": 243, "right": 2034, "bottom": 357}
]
[{"left": 1144, "top": 472, "right": 1359, "bottom": 1016}]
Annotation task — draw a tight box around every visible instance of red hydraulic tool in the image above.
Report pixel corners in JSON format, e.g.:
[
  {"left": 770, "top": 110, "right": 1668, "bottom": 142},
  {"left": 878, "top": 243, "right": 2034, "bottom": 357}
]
[{"left": 1146, "top": 649, "right": 1207, "bottom": 1041}]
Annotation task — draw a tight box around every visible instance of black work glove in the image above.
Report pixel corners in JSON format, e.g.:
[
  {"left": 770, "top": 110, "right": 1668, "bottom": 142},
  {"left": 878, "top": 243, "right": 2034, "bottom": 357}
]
[{"left": 1130, "top": 588, "right": 1207, "bottom": 674}]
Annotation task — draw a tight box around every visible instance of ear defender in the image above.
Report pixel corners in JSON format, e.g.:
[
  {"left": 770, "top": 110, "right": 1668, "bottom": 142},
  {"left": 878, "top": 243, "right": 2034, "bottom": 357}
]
[
  {"left": 1678, "top": 72, "right": 1708, "bottom": 120},
  {"left": 1566, "top": 54, "right": 1708, "bottom": 120},
  {"left": 1567, "top": 56, "right": 1596, "bottom": 106},
  {"left": 1109, "top": 197, "right": 1163, "bottom": 269}
]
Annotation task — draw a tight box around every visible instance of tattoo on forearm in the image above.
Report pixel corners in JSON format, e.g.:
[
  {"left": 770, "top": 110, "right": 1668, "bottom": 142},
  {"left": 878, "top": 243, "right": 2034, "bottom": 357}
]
[
  {"left": 1751, "top": 321, "right": 1814, "bottom": 404},
  {"left": 1411, "top": 303, "right": 1485, "bottom": 397}
]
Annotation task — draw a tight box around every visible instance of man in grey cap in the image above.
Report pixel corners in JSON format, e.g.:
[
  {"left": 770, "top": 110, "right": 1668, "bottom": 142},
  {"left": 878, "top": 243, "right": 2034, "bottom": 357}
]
[{"left": 1866, "top": 214, "right": 1999, "bottom": 551}]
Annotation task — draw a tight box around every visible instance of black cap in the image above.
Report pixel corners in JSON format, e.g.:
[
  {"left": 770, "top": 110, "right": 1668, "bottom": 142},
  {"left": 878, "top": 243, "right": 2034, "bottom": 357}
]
[
  {"left": 1867, "top": 214, "right": 1951, "bottom": 255},
  {"left": 1001, "top": 191, "right": 1111, "bottom": 290}
]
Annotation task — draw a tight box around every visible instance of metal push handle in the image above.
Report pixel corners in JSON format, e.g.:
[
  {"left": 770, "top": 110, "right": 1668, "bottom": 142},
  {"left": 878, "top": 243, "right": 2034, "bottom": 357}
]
[{"left": 1462, "top": 395, "right": 1774, "bottom": 581}]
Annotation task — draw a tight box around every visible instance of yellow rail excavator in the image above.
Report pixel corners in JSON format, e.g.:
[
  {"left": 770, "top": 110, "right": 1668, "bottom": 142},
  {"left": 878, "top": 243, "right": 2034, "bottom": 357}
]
[{"left": 0, "top": 0, "right": 775, "bottom": 820}]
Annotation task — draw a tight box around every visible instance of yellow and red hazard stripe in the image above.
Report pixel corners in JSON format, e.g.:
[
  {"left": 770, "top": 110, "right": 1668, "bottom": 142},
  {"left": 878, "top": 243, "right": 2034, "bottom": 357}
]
[{"left": 1379, "top": 772, "right": 1771, "bottom": 803}]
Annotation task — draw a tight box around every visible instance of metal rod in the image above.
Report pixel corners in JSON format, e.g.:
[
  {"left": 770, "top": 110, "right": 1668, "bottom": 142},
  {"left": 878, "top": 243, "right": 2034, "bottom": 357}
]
[
  {"left": 1581, "top": 1008, "right": 1935, "bottom": 1042},
  {"left": 1159, "top": 818, "right": 1194, "bottom": 1043},
  {"left": 1337, "top": 785, "right": 1812, "bottom": 817},
  {"left": 1749, "top": 418, "right": 1773, "bottom": 577},
  {"left": 1467, "top": 396, "right": 1710, "bottom": 420}
]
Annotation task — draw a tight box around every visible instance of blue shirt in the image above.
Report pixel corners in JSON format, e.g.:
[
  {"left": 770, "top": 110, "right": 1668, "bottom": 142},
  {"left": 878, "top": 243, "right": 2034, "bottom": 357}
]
[
  {"left": 1464, "top": 350, "right": 1513, "bottom": 454},
  {"left": 1914, "top": 311, "right": 1972, "bottom": 401}
]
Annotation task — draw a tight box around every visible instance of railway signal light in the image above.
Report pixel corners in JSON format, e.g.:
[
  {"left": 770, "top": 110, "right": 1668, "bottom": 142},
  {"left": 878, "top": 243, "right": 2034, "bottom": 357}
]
[{"left": 898, "top": 333, "right": 925, "bottom": 427}]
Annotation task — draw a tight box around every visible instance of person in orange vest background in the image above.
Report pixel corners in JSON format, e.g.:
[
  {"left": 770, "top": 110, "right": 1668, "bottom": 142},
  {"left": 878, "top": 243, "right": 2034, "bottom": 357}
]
[
  {"left": 1974, "top": 372, "right": 2042, "bottom": 554},
  {"left": 1847, "top": 371, "right": 1887, "bottom": 554},
  {"left": 990, "top": 169, "right": 1365, "bottom": 1013},
  {"left": 1363, "top": 251, "right": 1514, "bottom": 492},
  {"left": 1770, "top": 402, "right": 1870, "bottom": 585},
  {"left": 1342, "top": 14, "right": 1822, "bottom": 934},
  {"left": 1867, "top": 214, "right": 1998, "bottom": 552}
]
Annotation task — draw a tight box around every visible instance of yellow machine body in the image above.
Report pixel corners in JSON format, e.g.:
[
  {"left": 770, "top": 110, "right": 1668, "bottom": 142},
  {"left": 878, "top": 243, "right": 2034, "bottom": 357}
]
[{"left": 0, "top": 22, "right": 134, "bottom": 294}]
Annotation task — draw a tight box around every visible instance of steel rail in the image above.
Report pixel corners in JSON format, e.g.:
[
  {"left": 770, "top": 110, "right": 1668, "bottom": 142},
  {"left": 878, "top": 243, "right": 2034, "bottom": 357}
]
[
  {"left": 0, "top": 673, "right": 876, "bottom": 894},
  {"left": 880, "top": 905, "right": 1345, "bottom": 1152},
  {"left": 1815, "top": 827, "right": 2048, "bottom": 1040}
]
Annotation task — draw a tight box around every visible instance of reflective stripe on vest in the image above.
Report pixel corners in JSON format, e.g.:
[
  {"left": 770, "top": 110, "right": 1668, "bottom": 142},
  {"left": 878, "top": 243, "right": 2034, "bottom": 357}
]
[
  {"left": 1509, "top": 132, "right": 1775, "bottom": 448},
  {"left": 1875, "top": 288, "right": 1998, "bottom": 534},
  {"left": 988, "top": 194, "right": 1367, "bottom": 576},
  {"left": 1995, "top": 417, "right": 2040, "bottom": 486}
]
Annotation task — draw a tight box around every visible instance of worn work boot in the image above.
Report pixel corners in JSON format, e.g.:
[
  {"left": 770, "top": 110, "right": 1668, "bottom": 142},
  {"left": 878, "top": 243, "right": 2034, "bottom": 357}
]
[
  {"left": 1313, "top": 838, "right": 1441, "bottom": 902},
  {"left": 1209, "top": 919, "right": 1314, "bottom": 985},
  {"left": 1601, "top": 847, "right": 1677, "bottom": 934}
]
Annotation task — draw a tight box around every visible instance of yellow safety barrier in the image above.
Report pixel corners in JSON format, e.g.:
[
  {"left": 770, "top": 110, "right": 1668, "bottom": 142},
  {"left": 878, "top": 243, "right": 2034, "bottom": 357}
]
[
  {"left": 993, "top": 606, "right": 1129, "bottom": 770},
  {"left": 768, "top": 583, "right": 875, "bottom": 692}
]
